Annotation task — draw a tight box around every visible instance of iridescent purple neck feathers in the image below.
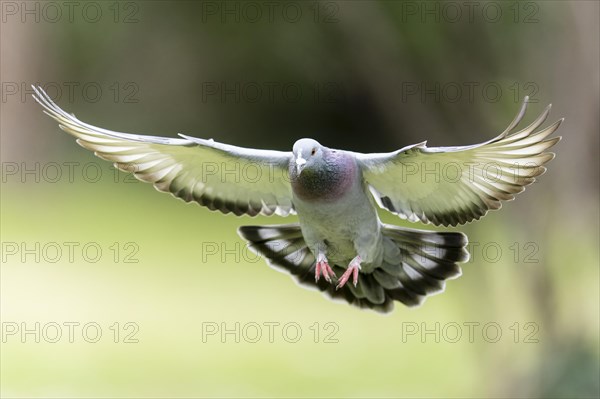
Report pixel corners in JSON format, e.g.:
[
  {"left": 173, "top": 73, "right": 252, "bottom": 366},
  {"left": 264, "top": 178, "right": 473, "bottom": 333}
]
[{"left": 290, "top": 149, "right": 357, "bottom": 202}]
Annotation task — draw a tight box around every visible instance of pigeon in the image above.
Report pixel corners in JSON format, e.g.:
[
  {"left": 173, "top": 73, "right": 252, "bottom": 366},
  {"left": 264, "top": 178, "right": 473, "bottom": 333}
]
[{"left": 31, "top": 86, "right": 562, "bottom": 313}]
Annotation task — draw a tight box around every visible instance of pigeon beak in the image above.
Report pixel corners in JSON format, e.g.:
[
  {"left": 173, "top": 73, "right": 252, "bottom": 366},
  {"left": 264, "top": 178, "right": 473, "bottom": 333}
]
[{"left": 295, "top": 155, "right": 307, "bottom": 175}]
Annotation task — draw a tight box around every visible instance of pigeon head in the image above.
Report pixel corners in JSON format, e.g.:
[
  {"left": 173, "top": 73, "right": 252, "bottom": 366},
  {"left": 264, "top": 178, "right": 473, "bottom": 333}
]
[
  {"left": 290, "top": 138, "right": 357, "bottom": 202},
  {"left": 292, "top": 138, "right": 325, "bottom": 176}
]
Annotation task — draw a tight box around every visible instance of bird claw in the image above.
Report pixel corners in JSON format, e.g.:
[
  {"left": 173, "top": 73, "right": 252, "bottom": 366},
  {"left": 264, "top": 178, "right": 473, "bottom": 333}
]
[
  {"left": 336, "top": 256, "right": 362, "bottom": 290},
  {"left": 315, "top": 259, "right": 336, "bottom": 283}
]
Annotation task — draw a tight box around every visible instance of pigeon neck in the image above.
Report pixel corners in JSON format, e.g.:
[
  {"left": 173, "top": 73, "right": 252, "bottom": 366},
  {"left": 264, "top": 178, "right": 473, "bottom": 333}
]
[{"left": 291, "top": 151, "right": 356, "bottom": 202}]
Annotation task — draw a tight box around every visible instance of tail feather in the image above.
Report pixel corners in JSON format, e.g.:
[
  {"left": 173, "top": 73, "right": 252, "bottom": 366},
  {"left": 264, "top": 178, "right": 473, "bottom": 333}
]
[
  {"left": 238, "top": 223, "right": 469, "bottom": 313},
  {"left": 381, "top": 224, "right": 469, "bottom": 307}
]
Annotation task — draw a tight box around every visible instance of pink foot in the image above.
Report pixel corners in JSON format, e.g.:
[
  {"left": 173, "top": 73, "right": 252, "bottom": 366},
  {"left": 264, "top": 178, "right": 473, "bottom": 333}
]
[
  {"left": 315, "top": 253, "right": 336, "bottom": 283},
  {"left": 336, "top": 256, "right": 362, "bottom": 290}
]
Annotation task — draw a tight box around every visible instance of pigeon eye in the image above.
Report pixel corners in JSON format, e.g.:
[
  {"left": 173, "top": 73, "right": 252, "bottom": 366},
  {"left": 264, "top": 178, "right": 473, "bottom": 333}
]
[{"left": 311, "top": 148, "right": 316, "bottom": 156}]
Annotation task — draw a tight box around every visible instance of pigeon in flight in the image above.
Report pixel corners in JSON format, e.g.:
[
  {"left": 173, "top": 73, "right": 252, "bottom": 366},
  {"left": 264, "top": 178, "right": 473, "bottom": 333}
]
[{"left": 32, "top": 86, "right": 562, "bottom": 313}]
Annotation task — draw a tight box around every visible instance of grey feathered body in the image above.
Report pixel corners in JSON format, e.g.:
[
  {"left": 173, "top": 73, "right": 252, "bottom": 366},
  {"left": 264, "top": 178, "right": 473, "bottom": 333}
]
[{"left": 289, "top": 149, "right": 383, "bottom": 272}]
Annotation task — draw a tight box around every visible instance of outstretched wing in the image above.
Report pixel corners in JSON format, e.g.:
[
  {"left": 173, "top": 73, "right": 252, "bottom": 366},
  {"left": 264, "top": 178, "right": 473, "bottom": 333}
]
[
  {"left": 32, "top": 86, "right": 294, "bottom": 217},
  {"left": 356, "top": 97, "right": 563, "bottom": 226}
]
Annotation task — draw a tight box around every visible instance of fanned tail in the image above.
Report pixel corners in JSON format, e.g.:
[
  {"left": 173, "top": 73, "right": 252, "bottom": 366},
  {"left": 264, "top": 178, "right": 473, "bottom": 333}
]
[{"left": 238, "top": 223, "right": 470, "bottom": 313}]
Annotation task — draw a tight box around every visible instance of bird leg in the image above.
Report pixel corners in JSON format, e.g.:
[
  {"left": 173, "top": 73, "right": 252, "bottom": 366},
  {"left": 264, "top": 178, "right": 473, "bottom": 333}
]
[
  {"left": 336, "top": 255, "right": 362, "bottom": 289},
  {"left": 315, "top": 251, "right": 336, "bottom": 283}
]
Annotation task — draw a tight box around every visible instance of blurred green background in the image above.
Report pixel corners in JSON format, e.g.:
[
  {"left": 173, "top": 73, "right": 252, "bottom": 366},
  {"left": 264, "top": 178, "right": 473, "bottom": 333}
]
[{"left": 1, "top": 1, "right": 598, "bottom": 398}]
